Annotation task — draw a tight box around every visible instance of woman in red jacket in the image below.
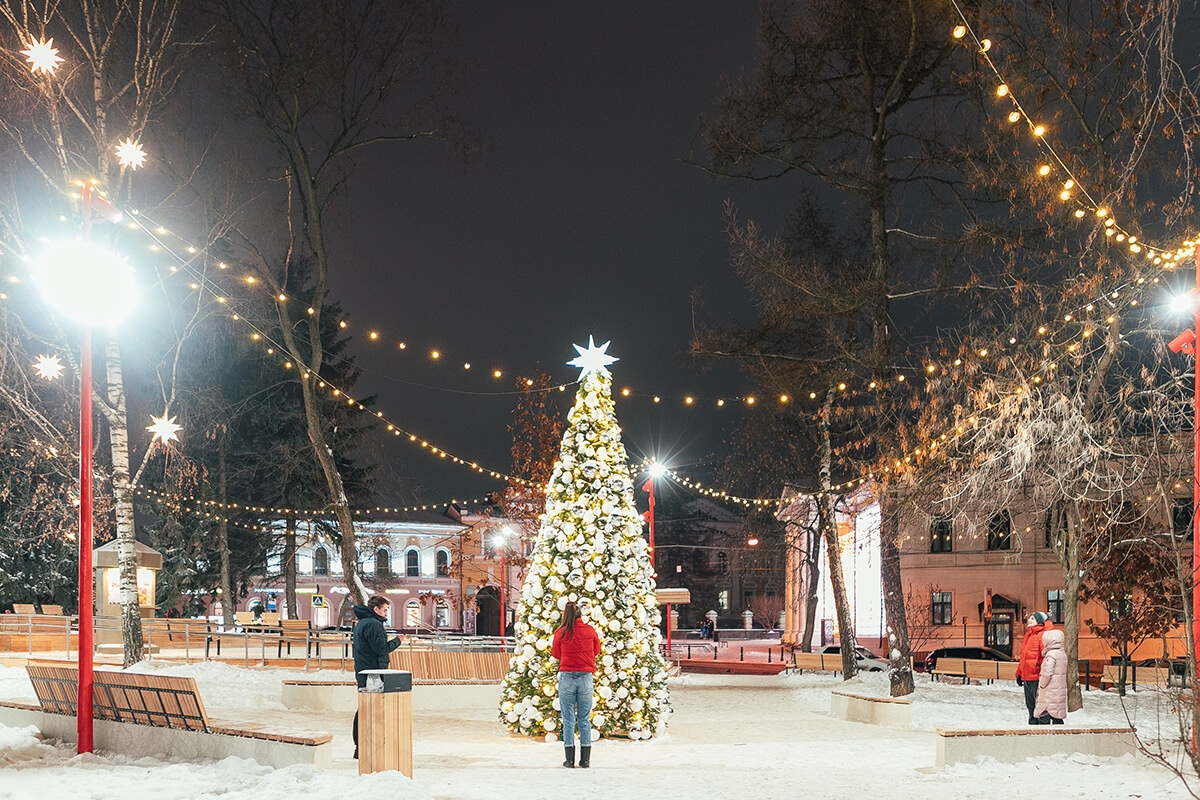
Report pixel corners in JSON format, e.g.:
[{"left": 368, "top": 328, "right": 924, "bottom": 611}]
[
  {"left": 1015, "top": 611, "right": 1052, "bottom": 724},
  {"left": 552, "top": 600, "right": 601, "bottom": 769}
]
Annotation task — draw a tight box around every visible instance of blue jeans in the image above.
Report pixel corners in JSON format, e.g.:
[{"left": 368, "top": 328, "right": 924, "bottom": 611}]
[{"left": 558, "top": 671, "right": 594, "bottom": 747}]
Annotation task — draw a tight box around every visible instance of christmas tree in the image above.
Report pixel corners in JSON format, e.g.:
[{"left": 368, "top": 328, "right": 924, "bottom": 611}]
[{"left": 499, "top": 338, "right": 671, "bottom": 741}]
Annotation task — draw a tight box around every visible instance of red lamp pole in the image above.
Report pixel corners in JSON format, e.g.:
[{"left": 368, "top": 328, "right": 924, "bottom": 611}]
[
  {"left": 77, "top": 184, "right": 96, "bottom": 754},
  {"left": 498, "top": 550, "right": 507, "bottom": 641},
  {"left": 1193, "top": 246, "right": 1200, "bottom": 692}
]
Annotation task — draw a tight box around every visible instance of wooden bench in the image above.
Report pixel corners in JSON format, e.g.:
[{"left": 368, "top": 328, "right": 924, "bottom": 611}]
[
  {"left": 793, "top": 652, "right": 844, "bottom": 674},
  {"left": 830, "top": 690, "right": 912, "bottom": 726},
  {"left": 389, "top": 649, "right": 512, "bottom": 682},
  {"left": 40, "top": 604, "right": 65, "bottom": 616},
  {"left": 12, "top": 603, "right": 36, "bottom": 615},
  {"left": 1100, "top": 664, "right": 1185, "bottom": 690},
  {"left": 964, "top": 659, "right": 1018, "bottom": 684},
  {"left": 936, "top": 726, "right": 1137, "bottom": 767},
  {"left": 17, "top": 661, "right": 331, "bottom": 767},
  {"left": 277, "top": 619, "right": 312, "bottom": 658},
  {"left": 929, "top": 658, "right": 968, "bottom": 682}
]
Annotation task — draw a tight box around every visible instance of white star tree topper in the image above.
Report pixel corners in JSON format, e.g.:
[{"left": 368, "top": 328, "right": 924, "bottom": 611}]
[
  {"left": 33, "top": 354, "right": 64, "bottom": 380},
  {"left": 147, "top": 414, "right": 182, "bottom": 444},
  {"left": 21, "top": 38, "right": 64, "bottom": 75},
  {"left": 567, "top": 336, "right": 618, "bottom": 377},
  {"left": 115, "top": 138, "right": 147, "bottom": 169}
]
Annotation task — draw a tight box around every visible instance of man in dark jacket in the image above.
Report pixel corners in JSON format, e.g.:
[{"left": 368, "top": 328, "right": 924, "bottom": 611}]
[{"left": 352, "top": 595, "right": 401, "bottom": 758}]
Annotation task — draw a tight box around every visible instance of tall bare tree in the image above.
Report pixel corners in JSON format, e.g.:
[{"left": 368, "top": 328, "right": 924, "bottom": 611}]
[{"left": 212, "top": 0, "right": 466, "bottom": 604}]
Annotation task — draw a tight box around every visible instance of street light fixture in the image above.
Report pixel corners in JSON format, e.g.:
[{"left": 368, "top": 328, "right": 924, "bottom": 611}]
[{"left": 31, "top": 235, "right": 137, "bottom": 755}]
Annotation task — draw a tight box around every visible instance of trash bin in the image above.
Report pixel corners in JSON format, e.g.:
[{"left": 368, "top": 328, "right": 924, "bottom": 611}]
[{"left": 358, "top": 669, "right": 413, "bottom": 776}]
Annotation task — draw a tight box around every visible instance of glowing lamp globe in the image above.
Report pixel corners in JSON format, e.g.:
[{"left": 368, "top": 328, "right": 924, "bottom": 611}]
[{"left": 32, "top": 240, "right": 138, "bottom": 326}]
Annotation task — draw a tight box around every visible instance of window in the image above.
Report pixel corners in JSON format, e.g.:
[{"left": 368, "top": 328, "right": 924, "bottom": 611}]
[
  {"left": 405, "top": 600, "right": 422, "bottom": 627},
  {"left": 406, "top": 548, "right": 420, "bottom": 577},
  {"left": 1173, "top": 498, "right": 1194, "bottom": 541},
  {"left": 435, "top": 600, "right": 450, "bottom": 627},
  {"left": 1109, "top": 594, "right": 1134, "bottom": 622},
  {"left": 932, "top": 592, "right": 953, "bottom": 625},
  {"left": 375, "top": 548, "right": 391, "bottom": 576},
  {"left": 930, "top": 514, "right": 953, "bottom": 553},
  {"left": 436, "top": 548, "right": 451, "bottom": 577},
  {"left": 716, "top": 551, "right": 728, "bottom": 575},
  {"left": 1047, "top": 589, "right": 1064, "bottom": 624},
  {"left": 986, "top": 511, "right": 1012, "bottom": 551},
  {"left": 313, "top": 547, "right": 329, "bottom": 576},
  {"left": 1044, "top": 509, "right": 1054, "bottom": 549},
  {"left": 718, "top": 590, "right": 730, "bottom": 611}
]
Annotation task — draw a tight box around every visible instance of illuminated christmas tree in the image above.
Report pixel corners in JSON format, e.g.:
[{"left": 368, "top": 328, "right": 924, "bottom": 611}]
[{"left": 499, "top": 337, "right": 670, "bottom": 741}]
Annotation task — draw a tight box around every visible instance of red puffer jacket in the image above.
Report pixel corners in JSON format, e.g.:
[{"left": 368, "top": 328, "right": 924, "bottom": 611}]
[
  {"left": 1015, "top": 620, "right": 1052, "bottom": 681},
  {"left": 552, "top": 622, "right": 601, "bottom": 673}
]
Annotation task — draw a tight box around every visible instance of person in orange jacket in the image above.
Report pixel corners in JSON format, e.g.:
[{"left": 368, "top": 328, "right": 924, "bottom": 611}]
[
  {"left": 1015, "top": 611, "right": 1053, "bottom": 724},
  {"left": 551, "top": 600, "right": 602, "bottom": 769}
]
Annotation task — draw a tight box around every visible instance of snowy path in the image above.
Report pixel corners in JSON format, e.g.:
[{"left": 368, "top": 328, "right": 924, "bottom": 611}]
[{"left": 0, "top": 663, "right": 1195, "bottom": 799}]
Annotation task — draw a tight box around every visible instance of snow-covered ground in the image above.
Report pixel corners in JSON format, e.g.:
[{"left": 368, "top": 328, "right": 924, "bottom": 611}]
[{"left": 0, "top": 660, "right": 1195, "bottom": 799}]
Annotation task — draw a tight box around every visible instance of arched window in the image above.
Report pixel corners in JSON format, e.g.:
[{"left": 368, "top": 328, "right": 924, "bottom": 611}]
[
  {"left": 436, "top": 548, "right": 451, "bottom": 577},
  {"left": 375, "top": 548, "right": 391, "bottom": 576},
  {"left": 406, "top": 548, "right": 420, "bottom": 577},
  {"left": 405, "top": 600, "right": 422, "bottom": 627},
  {"left": 313, "top": 547, "right": 329, "bottom": 576}
]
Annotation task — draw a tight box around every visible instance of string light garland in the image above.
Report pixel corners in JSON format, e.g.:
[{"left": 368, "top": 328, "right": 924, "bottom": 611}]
[
  {"left": 132, "top": 485, "right": 494, "bottom": 519},
  {"left": 948, "top": 0, "right": 1198, "bottom": 265}
]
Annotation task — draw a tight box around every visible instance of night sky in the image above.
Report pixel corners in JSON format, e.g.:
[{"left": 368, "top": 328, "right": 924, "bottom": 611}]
[{"left": 323, "top": 4, "right": 797, "bottom": 504}]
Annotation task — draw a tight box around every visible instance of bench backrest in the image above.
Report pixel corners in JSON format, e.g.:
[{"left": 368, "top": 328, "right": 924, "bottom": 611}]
[
  {"left": 389, "top": 649, "right": 511, "bottom": 681},
  {"left": 280, "top": 619, "right": 311, "bottom": 641},
  {"left": 12, "top": 603, "right": 35, "bottom": 615},
  {"left": 27, "top": 663, "right": 211, "bottom": 731},
  {"left": 1101, "top": 664, "right": 1173, "bottom": 685},
  {"left": 963, "top": 659, "right": 1018, "bottom": 681},
  {"left": 793, "top": 652, "right": 841, "bottom": 671},
  {"left": 931, "top": 658, "right": 968, "bottom": 675},
  {"left": 234, "top": 611, "right": 256, "bottom": 625},
  {"left": 40, "top": 604, "right": 65, "bottom": 616},
  {"left": 260, "top": 611, "right": 280, "bottom": 626}
]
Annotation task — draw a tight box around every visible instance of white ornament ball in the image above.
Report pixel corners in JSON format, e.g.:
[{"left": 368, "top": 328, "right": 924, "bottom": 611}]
[{"left": 544, "top": 733, "right": 557, "bottom": 743}]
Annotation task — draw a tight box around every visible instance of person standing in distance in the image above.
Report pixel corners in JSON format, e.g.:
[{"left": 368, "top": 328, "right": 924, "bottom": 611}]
[
  {"left": 1032, "top": 628, "right": 1068, "bottom": 724},
  {"left": 352, "top": 595, "right": 402, "bottom": 759},
  {"left": 1015, "top": 611, "right": 1052, "bottom": 724},
  {"left": 552, "top": 600, "right": 601, "bottom": 769}
]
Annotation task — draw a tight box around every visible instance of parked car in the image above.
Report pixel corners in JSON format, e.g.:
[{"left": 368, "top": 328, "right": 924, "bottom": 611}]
[
  {"left": 924, "top": 645, "right": 1014, "bottom": 673},
  {"left": 818, "top": 643, "right": 890, "bottom": 672}
]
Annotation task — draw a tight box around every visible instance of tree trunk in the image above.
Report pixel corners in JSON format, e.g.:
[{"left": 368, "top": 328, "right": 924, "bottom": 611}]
[
  {"left": 102, "top": 338, "right": 143, "bottom": 666},
  {"left": 217, "top": 432, "right": 234, "bottom": 628},
  {"left": 298, "top": 376, "right": 367, "bottom": 604},
  {"left": 802, "top": 524, "right": 821, "bottom": 652},
  {"left": 284, "top": 516, "right": 298, "bottom": 620},
  {"left": 1053, "top": 499, "right": 1085, "bottom": 712},
  {"left": 879, "top": 494, "right": 914, "bottom": 696},
  {"left": 818, "top": 388, "right": 856, "bottom": 678}
]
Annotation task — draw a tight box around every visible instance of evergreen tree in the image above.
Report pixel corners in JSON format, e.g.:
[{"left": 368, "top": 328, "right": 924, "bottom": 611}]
[{"left": 499, "top": 339, "right": 670, "bottom": 741}]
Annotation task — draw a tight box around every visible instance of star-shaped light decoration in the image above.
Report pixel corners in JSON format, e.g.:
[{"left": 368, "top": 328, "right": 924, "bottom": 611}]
[
  {"left": 146, "top": 414, "right": 182, "bottom": 445},
  {"left": 115, "top": 138, "right": 147, "bottom": 169},
  {"left": 20, "top": 38, "right": 64, "bottom": 75},
  {"left": 567, "top": 336, "right": 619, "bottom": 377},
  {"left": 33, "top": 354, "right": 64, "bottom": 380}
]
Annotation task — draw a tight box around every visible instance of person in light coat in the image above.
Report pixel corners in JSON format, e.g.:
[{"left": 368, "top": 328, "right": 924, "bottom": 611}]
[{"left": 1033, "top": 627, "right": 1067, "bottom": 724}]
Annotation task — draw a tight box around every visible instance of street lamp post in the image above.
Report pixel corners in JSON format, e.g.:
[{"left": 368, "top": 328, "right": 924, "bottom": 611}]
[
  {"left": 642, "top": 462, "right": 666, "bottom": 649},
  {"left": 32, "top": 202, "right": 136, "bottom": 754}
]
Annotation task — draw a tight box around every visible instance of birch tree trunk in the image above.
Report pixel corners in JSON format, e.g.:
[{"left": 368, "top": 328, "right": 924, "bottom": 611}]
[
  {"left": 102, "top": 338, "right": 143, "bottom": 666},
  {"left": 217, "top": 431, "right": 234, "bottom": 628},
  {"left": 818, "top": 389, "right": 856, "bottom": 678},
  {"left": 802, "top": 524, "right": 821, "bottom": 652},
  {"left": 284, "top": 516, "right": 298, "bottom": 620},
  {"left": 879, "top": 494, "right": 915, "bottom": 696}
]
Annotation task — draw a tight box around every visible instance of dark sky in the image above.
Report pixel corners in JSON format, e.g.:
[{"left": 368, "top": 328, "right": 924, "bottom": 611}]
[{"left": 323, "top": 4, "right": 795, "bottom": 505}]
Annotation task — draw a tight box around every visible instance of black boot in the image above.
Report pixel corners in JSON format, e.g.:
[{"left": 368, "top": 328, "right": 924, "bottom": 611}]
[
  {"left": 579, "top": 745, "right": 591, "bottom": 768},
  {"left": 563, "top": 745, "right": 575, "bottom": 768}
]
